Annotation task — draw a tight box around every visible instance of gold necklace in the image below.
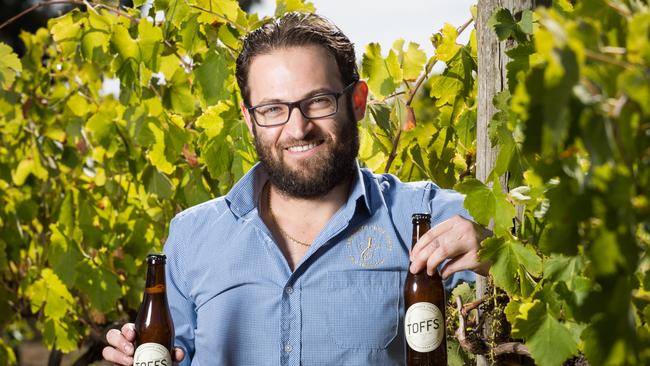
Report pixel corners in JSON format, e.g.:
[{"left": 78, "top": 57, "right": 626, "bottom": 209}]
[{"left": 266, "top": 184, "right": 312, "bottom": 247}]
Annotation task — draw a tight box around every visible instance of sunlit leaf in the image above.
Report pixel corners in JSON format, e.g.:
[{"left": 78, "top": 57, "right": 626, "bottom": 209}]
[
  {"left": 26, "top": 269, "right": 74, "bottom": 320},
  {"left": 511, "top": 300, "right": 578, "bottom": 366},
  {"left": 147, "top": 121, "right": 175, "bottom": 174},
  {"left": 361, "top": 43, "right": 402, "bottom": 99},
  {"left": 0, "top": 43, "right": 22, "bottom": 88},
  {"left": 480, "top": 236, "right": 542, "bottom": 295}
]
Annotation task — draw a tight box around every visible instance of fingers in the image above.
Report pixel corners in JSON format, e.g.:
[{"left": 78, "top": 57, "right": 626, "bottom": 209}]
[
  {"left": 410, "top": 215, "right": 488, "bottom": 277},
  {"left": 104, "top": 327, "right": 135, "bottom": 365},
  {"left": 102, "top": 344, "right": 133, "bottom": 365},
  {"left": 104, "top": 324, "right": 182, "bottom": 364},
  {"left": 108, "top": 327, "right": 135, "bottom": 355},
  {"left": 439, "top": 250, "right": 489, "bottom": 279},
  {"left": 410, "top": 217, "right": 466, "bottom": 275},
  {"left": 409, "top": 238, "right": 441, "bottom": 275},
  {"left": 425, "top": 240, "right": 456, "bottom": 276},
  {"left": 121, "top": 323, "right": 136, "bottom": 342},
  {"left": 174, "top": 347, "right": 186, "bottom": 362},
  {"left": 410, "top": 219, "right": 453, "bottom": 259}
]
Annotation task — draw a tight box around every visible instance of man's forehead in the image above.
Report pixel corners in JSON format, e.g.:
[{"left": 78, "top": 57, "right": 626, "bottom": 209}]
[{"left": 247, "top": 45, "right": 343, "bottom": 103}]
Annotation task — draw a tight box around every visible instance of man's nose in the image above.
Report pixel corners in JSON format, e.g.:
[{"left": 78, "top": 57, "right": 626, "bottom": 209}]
[{"left": 283, "top": 106, "right": 312, "bottom": 139}]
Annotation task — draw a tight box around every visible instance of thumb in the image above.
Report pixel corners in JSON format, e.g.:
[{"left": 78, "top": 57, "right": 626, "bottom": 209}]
[{"left": 174, "top": 347, "right": 185, "bottom": 362}]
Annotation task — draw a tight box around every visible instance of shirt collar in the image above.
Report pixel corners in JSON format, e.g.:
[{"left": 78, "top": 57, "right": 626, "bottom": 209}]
[{"left": 224, "top": 160, "right": 372, "bottom": 218}]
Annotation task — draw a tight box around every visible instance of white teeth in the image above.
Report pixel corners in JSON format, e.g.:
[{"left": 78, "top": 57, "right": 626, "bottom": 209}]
[{"left": 287, "top": 143, "right": 318, "bottom": 152}]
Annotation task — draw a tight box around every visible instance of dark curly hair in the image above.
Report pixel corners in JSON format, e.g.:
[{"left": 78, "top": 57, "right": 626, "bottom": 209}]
[{"left": 235, "top": 12, "right": 359, "bottom": 106}]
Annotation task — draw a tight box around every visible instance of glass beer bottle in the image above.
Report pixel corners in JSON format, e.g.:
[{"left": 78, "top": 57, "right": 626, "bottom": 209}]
[
  {"left": 404, "top": 213, "right": 447, "bottom": 365},
  {"left": 134, "top": 254, "right": 174, "bottom": 366}
]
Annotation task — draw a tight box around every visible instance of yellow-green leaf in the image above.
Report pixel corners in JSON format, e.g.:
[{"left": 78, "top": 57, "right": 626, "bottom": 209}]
[
  {"left": 49, "top": 10, "right": 82, "bottom": 55},
  {"left": 393, "top": 40, "right": 427, "bottom": 81},
  {"left": 275, "top": 0, "right": 315, "bottom": 16},
  {"left": 66, "top": 93, "right": 91, "bottom": 117},
  {"left": 0, "top": 43, "right": 22, "bottom": 88},
  {"left": 86, "top": 109, "right": 117, "bottom": 148},
  {"left": 361, "top": 43, "right": 403, "bottom": 99},
  {"left": 433, "top": 23, "right": 461, "bottom": 63},
  {"left": 192, "top": 0, "right": 242, "bottom": 24},
  {"left": 12, "top": 159, "right": 34, "bottom": 186},
  {"left": 147, "top": 122, "right": 175, "bottom": 174},
  {"left": 26, "top": 269, "right": 74, "bottom": 320},
  {"left": 196, "top": 101, "right": 230, "bottom": 138},
  {"left": 138, "top": 18, "right": 164, "bottom": 70},
  {"left": 111, "top": 24, "right": 141, "bottom": 60},
  {"left": 43, "top": 318, "right": 81, "bottom": 353}
]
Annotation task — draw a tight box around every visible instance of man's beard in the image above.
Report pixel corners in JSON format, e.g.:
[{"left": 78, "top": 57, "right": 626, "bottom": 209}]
[{"left": 254, "top": 115, "right": 359, "bottom": 199}]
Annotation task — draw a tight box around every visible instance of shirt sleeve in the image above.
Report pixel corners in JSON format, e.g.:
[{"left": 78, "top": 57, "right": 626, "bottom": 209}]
[{"left": 164, "top": 216, "right": 196, "bottom": 365}]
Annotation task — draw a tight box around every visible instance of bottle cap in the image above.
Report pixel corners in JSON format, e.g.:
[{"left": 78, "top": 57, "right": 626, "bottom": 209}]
[
  {"left": 411, "top": 213, "right": 431, "bottom": 223},
  {"left": 146, "top": 253, "right": 166, "bottom": 264}
]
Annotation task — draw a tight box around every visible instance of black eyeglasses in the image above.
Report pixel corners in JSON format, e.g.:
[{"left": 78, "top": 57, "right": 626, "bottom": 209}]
[{"left": 247, "top": 82, "right": 357, "bottom": 127}]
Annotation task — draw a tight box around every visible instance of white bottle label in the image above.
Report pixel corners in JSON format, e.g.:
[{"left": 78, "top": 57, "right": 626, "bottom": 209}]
[
  {"left": 404, "top": 301, "right": 444, "bottom": 352},
  {"left": 133, "top": 342, "right": 172, "bottom": 366}
]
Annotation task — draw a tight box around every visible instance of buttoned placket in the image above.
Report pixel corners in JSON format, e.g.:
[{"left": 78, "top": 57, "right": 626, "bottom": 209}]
[
  {"left": 280, "top": 279, "right": 301, "bottom": 366},
  {"left": 249, "top": 212, "right": 303, "bottom": 365}
]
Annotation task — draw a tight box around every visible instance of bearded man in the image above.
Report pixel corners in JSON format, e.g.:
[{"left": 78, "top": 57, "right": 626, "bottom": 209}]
[{"left": 103, "top": 12, "right": 490, "bottom": 365}]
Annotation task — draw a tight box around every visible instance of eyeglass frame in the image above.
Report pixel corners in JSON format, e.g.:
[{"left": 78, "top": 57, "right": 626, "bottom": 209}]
[{"left": 245, "top": 81, "right": 358, "bottom": 127}]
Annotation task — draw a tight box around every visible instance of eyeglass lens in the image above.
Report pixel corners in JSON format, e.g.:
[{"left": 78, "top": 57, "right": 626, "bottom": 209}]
[{"left": 254, "top": 94, "right": 337, "bottom": 126}]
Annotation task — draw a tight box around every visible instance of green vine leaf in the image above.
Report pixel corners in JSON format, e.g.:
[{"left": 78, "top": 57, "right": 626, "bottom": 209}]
[
  {"left": 26, "top": 269, "right": 74, "bottom": 320},
  {"left": 0, "top": 43, "right": 22, "bottom": 88},
  {"left": 361, "top": 43, "right": 403, "bottom": 99},
  {"left": 479, "top": 236, "right": 542, "bottom": 296},
  {"left": 511, "top": 300, "right": 578, "bottom": 366}
]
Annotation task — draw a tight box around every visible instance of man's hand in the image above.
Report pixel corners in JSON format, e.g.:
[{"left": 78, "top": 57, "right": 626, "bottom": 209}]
[
  {"left": 409, "top": 215, "right": 491, "bottom": 278},
  {"left": 102, "top": 323, "right": 185, "bottom": 365}
]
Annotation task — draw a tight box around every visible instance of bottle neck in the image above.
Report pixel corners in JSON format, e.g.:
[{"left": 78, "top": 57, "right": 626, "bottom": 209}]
[
  {"left": 145, "top": 262, "right": 166, "bottom": 294},
  {"left": 411, "top": 222, "right": 431, "bottom": 250}
]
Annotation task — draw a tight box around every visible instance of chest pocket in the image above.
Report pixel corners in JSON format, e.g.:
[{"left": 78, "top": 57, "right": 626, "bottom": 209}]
[{"left": 325, "top": 270, "right": 400, "bottom": 349}]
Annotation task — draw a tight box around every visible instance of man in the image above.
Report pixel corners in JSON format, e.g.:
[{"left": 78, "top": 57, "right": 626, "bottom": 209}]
[{"left": 103, "top": 12, "right": 489, "bottom": 365}]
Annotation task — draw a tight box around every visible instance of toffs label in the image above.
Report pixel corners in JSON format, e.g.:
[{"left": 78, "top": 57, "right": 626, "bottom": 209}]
[
  {"left": 404, "top": 301, "right": 444, "bottom": 352},
  {"left": 133, "top": 343, "right": 172, "bottom": 366}
]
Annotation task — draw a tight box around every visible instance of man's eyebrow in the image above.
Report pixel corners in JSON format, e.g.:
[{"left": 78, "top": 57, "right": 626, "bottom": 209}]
[{"left": 254, "top": 87, "right": 338, "bottom": 106}]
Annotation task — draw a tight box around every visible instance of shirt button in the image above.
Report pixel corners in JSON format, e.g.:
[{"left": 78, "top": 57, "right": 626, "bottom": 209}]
[
  {"left": 284, "top": 343, "right": 293, "bottom": 353},
  {"left": 285, "top": 286, "right": 294, "bottom": 295}
]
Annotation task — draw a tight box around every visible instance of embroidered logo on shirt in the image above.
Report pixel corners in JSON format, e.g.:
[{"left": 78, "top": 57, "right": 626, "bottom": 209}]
[{"left": 346, "top": 225, "right": 394, "bottom": 268}]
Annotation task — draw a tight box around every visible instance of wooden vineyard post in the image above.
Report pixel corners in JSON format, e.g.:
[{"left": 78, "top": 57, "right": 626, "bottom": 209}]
[{"left": 475, "top": 0, "right": 545, "bottom": 364}]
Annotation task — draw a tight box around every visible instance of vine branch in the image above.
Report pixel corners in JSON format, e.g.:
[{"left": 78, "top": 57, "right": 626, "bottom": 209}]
[
  {"left": 0, "top": 0, "right": 137, "bottom": 30},
  {"left": 584, "top": 49, "right": 641, "bottom": 70},
  {"left": 457, "top": 16, "right": 474, "bottom": 37},
  {"left": 384, "top": 54, "right": 436, "bottom": 173},
  {"left": 0, "top": 0, "right": 83, "bottom": 30},
  {"left": 455, "top": 296, "right": 531, "bottom": 358},
  {"left": 184, "top": 1, "right": 247, "bottom": 32},
  {"left": 384, "top": 16, "right": 475, "bottom": 173}
]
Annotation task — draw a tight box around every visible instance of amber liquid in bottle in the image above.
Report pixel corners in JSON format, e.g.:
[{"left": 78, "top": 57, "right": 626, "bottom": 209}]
[
  {"left": 134, "top": 254, "right": 174, "bottom": 366},
  {"left": 404, "top": 214, "right": 447, "bottom": 365}
]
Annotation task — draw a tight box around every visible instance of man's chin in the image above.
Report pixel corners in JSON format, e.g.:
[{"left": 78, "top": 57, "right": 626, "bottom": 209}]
[{"left": 268, "top": 165, "right": 337, "bottom": 197}]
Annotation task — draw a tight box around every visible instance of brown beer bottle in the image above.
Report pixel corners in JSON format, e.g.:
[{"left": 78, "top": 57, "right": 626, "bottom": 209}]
[
  {"left": 404, "top": 214, "right": 447, "bottom": 365},
  {"left": 134, "top": 254, "right": 174, "bottom": 366}
]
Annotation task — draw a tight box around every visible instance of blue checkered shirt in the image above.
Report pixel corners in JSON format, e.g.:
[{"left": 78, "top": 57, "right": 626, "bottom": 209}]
[{"left": 164, "top": 162, "right": 474, "bottom": 365}]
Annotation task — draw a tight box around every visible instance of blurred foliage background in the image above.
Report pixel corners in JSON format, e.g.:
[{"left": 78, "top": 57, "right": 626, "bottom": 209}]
[{"left": 0, "top": 0, "right": 648, "bottom": 365}]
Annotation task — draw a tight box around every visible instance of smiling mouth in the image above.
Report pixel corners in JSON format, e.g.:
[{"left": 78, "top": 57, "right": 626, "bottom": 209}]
[{"left": 285, "top": 140, "right": 324, "bottom": 152}]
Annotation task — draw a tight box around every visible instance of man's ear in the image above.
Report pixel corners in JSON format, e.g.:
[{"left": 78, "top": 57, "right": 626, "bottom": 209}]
[
  {"left": 351, "top": 81, "right": 369, "bottom": 122},
  {"left": 240, "top": 101, "right": 255, "bottom": 136}
]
